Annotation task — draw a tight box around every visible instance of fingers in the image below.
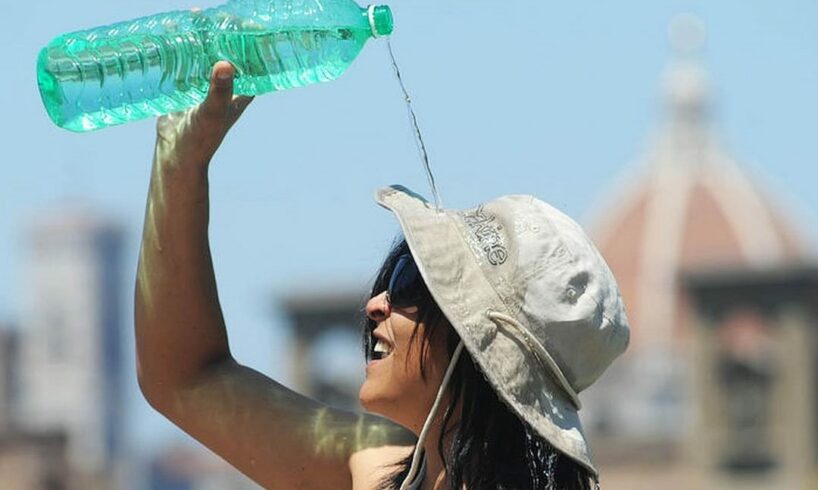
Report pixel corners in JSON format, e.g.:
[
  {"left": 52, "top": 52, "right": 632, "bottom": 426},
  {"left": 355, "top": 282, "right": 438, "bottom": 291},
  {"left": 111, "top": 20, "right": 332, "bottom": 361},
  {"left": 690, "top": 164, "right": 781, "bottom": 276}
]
[
  {"left": 153, "top": 61, "right": 250, "bottom": 165},
  {"left": 201, "top": 61, "right": 236, "bottom": 120}
]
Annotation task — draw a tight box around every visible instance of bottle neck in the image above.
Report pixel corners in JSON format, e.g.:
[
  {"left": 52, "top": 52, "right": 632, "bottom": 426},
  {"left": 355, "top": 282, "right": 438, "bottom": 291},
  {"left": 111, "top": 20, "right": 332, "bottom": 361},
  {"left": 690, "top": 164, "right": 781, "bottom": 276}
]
[{"left": 366, "top": 4, "right": 393, "bottom": 37}]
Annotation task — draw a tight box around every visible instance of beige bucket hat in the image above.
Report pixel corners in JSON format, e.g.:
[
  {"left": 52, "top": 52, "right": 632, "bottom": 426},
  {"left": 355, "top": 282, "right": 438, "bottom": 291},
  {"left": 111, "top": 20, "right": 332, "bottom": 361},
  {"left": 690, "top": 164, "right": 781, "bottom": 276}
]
[{"left": 376, "top": 185, "right": 630, "bottom": 476}]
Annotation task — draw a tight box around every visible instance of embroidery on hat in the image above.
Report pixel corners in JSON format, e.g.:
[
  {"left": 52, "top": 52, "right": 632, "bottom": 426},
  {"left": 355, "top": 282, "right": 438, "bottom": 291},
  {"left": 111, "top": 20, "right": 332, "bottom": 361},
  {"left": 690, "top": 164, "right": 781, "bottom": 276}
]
[{"left": 461, "top": 205, "right": 508, "bottom": 266}]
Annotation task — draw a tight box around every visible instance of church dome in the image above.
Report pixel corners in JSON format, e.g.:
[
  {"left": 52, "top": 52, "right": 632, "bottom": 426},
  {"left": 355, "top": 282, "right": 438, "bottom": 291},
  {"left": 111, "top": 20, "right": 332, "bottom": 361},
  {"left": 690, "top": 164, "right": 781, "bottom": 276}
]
[{"left": 589, "top": 40, "right": 812, "bottom": 352}]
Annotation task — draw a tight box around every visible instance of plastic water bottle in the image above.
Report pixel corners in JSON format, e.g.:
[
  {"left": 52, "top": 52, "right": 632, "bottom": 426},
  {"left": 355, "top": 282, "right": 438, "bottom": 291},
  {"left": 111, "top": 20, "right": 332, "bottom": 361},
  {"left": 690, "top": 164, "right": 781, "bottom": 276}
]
[{"left": 36, "top": 0, "right": 393, "bottom": 132}]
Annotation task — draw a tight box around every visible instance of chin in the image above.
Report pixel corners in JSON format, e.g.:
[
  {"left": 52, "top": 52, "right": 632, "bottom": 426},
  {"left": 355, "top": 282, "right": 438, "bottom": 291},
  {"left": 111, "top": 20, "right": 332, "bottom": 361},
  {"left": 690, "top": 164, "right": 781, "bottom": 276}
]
[
  {"left": 359, "top": 383, "right": 403, "bottom": 424},
  {"left": 358, "top": 381, "right": 382, "bottom": 413}
]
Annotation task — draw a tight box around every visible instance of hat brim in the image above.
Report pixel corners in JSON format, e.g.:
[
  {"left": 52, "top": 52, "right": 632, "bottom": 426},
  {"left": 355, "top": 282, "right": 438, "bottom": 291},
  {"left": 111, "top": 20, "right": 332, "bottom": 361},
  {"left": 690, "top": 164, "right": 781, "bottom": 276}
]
[{"left": 376, "top": 185, "right": 597, "bottom": 476}]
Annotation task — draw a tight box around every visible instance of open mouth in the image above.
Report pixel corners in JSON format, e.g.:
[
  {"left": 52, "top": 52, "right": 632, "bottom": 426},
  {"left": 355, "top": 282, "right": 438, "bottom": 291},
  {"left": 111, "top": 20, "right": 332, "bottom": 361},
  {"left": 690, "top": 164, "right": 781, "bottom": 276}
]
[{"left": 370, "top": 335, "right": 394, "bottom": 361}]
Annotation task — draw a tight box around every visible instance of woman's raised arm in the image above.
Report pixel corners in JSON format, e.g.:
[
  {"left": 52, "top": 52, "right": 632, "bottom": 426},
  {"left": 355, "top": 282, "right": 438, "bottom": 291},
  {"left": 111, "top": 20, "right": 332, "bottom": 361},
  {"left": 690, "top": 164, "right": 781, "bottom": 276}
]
[
  {"left": 134, "top": 62, "right": 412, "bottom": 489},
  {"left": 135, "top": 63, "right": 250, "bottom": 409}
]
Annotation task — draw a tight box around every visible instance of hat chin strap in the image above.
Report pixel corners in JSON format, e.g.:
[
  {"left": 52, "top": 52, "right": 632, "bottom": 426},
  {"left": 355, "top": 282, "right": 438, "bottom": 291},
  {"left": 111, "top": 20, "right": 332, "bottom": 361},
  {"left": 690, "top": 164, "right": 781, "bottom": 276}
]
[
  {"left": 486, "top": 310, "right": 582, "bottom": 410},
  {"left": 399, "top": 340, "right": 465, "bottom": 490}
]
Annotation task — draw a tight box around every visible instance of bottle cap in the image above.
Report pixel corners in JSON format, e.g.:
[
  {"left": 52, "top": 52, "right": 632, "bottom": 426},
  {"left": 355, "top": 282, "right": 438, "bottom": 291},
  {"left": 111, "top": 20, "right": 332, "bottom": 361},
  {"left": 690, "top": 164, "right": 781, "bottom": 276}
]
[{"left": 368, "top": 5, "right": 394, "bottom": 37}]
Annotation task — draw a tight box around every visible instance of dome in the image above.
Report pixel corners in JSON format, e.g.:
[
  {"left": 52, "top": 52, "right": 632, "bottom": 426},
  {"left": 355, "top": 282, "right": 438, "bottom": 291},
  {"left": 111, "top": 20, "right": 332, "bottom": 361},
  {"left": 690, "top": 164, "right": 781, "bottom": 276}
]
[
  {"left": 588, "top": 57, "right": 811, "bottom": 352},
  {"left": 581, "top": 16, "right": 815, "bottom": 454}
]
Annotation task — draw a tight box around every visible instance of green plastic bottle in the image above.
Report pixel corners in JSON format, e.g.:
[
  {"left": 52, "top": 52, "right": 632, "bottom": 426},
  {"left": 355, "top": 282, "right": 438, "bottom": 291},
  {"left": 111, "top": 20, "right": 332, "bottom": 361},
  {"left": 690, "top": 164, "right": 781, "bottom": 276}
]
[{"left": 37, "top": 0, "right": 393, "bottom": 132}]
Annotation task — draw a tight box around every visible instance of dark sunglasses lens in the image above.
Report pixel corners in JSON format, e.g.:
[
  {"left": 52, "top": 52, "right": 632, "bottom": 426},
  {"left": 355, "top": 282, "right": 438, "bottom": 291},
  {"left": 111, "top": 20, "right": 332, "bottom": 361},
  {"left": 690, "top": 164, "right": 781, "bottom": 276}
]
[{"left": 388, "top": 255, "right": 423, "bottom": 307}]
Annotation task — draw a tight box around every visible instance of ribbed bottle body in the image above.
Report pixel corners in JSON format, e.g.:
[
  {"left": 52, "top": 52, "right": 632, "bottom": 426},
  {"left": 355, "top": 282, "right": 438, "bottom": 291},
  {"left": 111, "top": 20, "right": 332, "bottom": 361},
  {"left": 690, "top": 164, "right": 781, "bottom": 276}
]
[{"left": 37, "top": 0, "right": 375, "bottom": 132}]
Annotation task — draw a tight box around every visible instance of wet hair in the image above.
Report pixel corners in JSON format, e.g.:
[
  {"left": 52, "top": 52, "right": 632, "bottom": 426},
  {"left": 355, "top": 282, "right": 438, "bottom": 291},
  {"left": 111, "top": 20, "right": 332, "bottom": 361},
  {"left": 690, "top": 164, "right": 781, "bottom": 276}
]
[{"left": 363, "top": 238, "right": 596, "bottom": 490}]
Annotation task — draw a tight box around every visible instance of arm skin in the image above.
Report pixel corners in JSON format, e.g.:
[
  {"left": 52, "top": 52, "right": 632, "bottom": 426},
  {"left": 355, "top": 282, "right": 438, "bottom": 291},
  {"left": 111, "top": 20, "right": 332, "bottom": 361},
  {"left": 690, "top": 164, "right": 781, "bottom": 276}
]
[{"left": 134, "top": 62, "right": 413, "bottom": 490}]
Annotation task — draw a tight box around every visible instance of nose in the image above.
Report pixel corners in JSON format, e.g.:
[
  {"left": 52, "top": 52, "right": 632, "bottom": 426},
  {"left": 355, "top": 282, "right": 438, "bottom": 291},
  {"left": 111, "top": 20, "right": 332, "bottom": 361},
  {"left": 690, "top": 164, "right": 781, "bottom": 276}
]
[{"left": 366, "top": 291, "right": 391, "bottom": 322}]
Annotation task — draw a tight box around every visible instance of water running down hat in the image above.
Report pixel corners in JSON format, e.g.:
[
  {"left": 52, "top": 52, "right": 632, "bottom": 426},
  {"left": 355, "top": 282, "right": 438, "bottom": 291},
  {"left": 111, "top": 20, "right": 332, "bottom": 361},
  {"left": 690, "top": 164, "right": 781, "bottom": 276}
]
[{"left": 376, "top": 185, "right": 630, "bottom": 476}]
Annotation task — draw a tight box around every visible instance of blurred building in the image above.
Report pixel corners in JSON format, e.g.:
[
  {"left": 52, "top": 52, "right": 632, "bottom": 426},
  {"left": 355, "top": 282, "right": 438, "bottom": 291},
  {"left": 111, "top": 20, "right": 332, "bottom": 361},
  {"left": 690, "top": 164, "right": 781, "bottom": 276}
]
[
  {"left": 1, "top": 320, "right": 70, "bottom": 490},
  {"left": 0, "top": 326, "right": 18, "bottom": 430},
  {"left": 584, "top": 16, "right": 816, "bottom": 489},
  {"left": 279, "top": 289, "right": 367, "bottom": 409},
  {"left": 0, "top": 428, "right": 69, "bottom": 490},
  {"left": 685, "top": 265, "right": 818, "bottom": 490},
  {"left": 15, "top": 207, "right": 126, "bottom": 488}
]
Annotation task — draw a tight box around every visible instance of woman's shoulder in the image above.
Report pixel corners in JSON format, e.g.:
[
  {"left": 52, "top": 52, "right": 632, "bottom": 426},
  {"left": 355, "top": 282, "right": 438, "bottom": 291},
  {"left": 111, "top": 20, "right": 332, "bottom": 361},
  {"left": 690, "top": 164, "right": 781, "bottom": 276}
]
[
  {"left": 349, "top": 413, "right": 415, "bottom": 490},
  {"left": 350, "top": 444, "right": 413, "bottom": 490}
]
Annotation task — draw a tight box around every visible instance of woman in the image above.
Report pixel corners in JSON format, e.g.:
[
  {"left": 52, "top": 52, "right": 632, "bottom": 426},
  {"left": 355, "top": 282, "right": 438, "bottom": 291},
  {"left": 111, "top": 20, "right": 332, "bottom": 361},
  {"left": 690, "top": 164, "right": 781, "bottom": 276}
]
[{"left": 136, "top": 62, "right": 630, "bottom": 489}]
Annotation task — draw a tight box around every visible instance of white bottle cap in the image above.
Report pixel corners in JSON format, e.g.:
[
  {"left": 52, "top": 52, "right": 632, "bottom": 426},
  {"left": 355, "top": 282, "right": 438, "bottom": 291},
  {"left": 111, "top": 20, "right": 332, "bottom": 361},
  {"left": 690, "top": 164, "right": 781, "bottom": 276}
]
[{"left": 367, "top": 4, "right": 379, "bottom": 38}]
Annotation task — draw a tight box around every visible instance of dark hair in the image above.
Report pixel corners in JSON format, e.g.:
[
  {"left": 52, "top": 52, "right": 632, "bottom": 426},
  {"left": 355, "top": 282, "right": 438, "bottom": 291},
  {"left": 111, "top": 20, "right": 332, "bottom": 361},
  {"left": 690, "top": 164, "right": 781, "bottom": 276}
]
[{"left": 363, "top": 238, "right": 596, "bottom": 490}]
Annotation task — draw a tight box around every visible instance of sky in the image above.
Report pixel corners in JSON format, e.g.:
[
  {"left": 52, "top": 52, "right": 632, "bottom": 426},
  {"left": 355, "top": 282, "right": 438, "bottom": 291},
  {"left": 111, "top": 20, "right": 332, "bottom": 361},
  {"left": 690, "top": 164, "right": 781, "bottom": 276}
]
[{"left": 1, "top": 0, "right": 817, "bottom": 457}]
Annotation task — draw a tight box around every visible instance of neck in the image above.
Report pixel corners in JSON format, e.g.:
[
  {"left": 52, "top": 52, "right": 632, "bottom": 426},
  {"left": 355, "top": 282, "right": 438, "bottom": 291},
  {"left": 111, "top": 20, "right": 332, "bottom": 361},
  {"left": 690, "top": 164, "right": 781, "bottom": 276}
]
[
  {"left": 409, "top": 340, "right": 466, "bottom": 489},
  {"left": 416, "top": 411, "right": 459, "bottom": 490},
  {"left": 418, "top": 428, "right": 446, "bottom": 490}
]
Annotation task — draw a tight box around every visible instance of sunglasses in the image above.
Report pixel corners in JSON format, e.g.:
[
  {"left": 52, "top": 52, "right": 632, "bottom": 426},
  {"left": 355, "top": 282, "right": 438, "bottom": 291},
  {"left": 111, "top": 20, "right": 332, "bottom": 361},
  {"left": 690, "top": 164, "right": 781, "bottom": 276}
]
[{"left": 386, "top": 254, "right": 427, "bottom": 309}]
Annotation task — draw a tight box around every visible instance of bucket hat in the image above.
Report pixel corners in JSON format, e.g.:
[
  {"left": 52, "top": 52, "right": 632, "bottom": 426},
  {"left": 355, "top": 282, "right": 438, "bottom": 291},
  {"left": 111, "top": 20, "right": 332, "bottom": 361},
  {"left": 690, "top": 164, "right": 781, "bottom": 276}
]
[{"left": 376, "top": 185, "right": 630, "bottom": 476}]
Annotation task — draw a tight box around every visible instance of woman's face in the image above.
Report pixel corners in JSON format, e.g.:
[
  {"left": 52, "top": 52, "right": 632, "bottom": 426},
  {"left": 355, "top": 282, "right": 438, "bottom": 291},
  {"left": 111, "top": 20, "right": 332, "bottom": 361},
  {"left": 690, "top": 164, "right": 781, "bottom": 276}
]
[{"left": 359, "top": 291, "right": 451, "bottom": 433}]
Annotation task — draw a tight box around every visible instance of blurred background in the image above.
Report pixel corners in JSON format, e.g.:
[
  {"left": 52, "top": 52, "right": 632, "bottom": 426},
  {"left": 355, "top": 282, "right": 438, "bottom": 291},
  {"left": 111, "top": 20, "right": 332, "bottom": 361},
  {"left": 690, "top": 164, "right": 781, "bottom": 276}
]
[{"left": 2, "top": 0, "right": 818, "bottom": 488}]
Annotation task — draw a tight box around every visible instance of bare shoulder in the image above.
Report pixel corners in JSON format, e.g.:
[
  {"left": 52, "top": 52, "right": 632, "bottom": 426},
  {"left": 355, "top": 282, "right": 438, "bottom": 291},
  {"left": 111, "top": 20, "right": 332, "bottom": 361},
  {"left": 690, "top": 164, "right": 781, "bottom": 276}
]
[{"left": 349, "top": 414, "right": 415, "bottom": 490}]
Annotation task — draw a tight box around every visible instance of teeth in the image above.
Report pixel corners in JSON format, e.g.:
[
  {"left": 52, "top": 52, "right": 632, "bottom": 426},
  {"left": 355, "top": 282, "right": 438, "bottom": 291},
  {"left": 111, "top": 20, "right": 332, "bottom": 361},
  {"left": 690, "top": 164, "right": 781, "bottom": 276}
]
[{"left": 373, "top": 339, "right": 392, "bottom": 356}]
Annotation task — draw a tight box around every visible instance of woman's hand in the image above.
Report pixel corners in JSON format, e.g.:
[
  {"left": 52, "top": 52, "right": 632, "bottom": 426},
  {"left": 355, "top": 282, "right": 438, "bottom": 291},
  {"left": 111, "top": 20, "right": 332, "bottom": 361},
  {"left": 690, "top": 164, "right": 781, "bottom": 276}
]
[{"left": 155, "top": 60, "right": 253, "bottom": 169}]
